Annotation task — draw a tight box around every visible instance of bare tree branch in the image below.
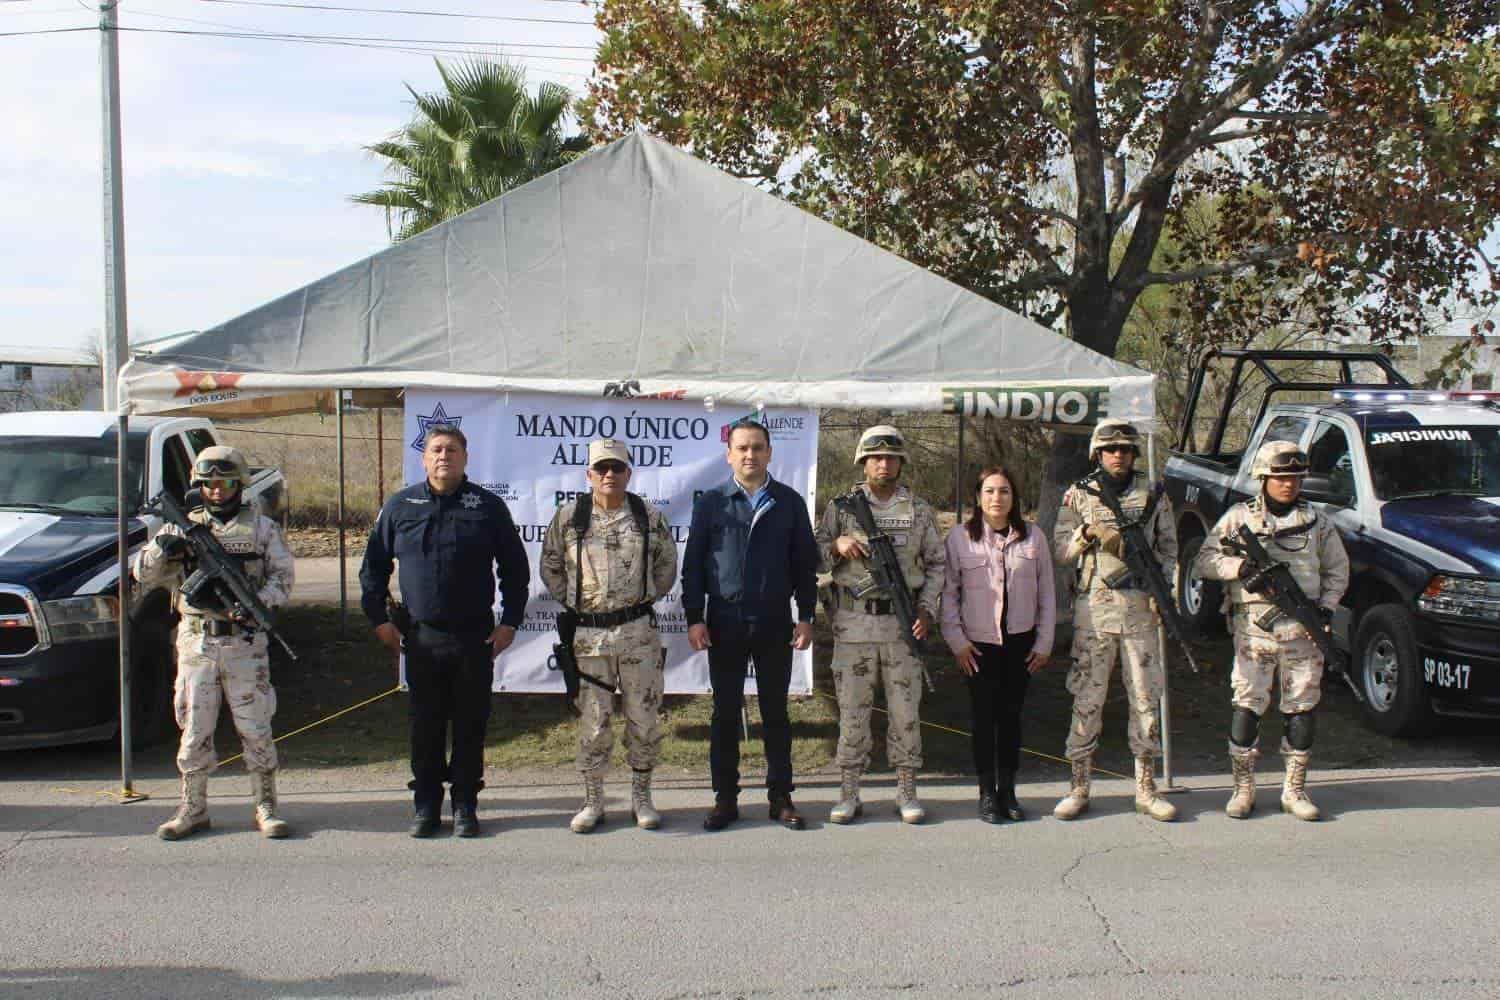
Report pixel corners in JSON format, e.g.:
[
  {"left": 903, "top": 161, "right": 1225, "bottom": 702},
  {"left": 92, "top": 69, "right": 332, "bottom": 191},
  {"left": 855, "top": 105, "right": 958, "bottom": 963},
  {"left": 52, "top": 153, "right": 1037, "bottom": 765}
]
[
  {"left": 1127, "top": 243, "right": 1303, "bottom": 289},
  {"left": 1235, "top": 110, "right": 1333, "bottom": 122}
]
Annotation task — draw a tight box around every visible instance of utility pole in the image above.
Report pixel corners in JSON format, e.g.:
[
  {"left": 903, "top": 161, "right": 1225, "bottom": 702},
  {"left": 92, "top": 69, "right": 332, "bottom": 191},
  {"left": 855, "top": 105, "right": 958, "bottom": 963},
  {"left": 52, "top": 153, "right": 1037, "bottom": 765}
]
[{"left": 100, "top": 0, "right": 129, "bottom": 410}]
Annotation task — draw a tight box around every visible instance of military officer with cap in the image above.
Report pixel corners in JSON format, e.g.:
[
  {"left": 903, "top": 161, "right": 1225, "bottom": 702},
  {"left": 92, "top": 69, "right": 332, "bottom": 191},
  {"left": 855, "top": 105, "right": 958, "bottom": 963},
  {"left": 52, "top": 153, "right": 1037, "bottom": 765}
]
[
  {"left": 1195, "top": 441, "right": 1349, "bottom": 820},
  {"left": 541, "top": 438, "right": 677, "bottom": 833},
  {"left": 1052, "top": 418, "right": 1179, "bottom": 822},
  {"left": 816, "top": 425, "right": 945, "bottom": 824},
  {"left": 135, "top": 445, "right": 296, "bottom": 841}
]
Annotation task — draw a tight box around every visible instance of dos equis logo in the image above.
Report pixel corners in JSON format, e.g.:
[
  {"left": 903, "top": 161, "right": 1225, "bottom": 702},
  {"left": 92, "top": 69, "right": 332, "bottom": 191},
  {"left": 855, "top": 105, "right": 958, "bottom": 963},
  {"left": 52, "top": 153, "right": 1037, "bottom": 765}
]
[{"left": 411, "top": 402, "right": 462, "bottom": 452}]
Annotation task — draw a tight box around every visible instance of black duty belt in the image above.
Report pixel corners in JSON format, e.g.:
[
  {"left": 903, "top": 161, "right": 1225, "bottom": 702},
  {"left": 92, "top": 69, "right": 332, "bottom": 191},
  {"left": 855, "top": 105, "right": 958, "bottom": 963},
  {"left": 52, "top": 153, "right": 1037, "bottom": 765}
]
[
  {"left": 201, "top": 618, "right": 251, "bottom": 637},
  {"left": 837, "top": 590, "right": 903, "bottom": 616},
  {"left": 576, "top": 602, "right": 655, "bottom": 629}
]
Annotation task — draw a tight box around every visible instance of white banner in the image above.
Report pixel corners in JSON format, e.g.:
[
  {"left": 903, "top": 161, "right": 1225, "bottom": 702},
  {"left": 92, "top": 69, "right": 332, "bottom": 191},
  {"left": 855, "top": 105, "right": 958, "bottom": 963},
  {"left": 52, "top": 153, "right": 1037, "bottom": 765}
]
[{"left": 402, "top": 390, "right": 819, "bottom": 694}]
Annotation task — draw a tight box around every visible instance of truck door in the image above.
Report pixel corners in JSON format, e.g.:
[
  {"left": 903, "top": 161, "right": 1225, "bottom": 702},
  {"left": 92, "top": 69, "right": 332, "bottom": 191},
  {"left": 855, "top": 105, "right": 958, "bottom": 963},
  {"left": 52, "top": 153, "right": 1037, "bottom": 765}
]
[{"left": 1305, "top": 418, "right": 1365, "bottom": 646}]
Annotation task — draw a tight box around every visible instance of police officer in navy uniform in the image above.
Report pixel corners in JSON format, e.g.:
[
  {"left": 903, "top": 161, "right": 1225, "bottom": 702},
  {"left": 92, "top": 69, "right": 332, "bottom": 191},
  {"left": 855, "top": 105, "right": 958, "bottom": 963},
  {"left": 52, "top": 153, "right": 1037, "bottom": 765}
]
[{"left": 359, "top": 422, "right": 530, "bottom": 838}]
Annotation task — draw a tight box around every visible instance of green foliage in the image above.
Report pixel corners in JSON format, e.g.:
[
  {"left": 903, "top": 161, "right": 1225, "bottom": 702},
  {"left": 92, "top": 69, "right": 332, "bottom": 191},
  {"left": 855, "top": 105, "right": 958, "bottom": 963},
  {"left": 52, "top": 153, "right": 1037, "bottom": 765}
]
[{"left": 354, "top": 58, "right": 593, "bottom": 242}]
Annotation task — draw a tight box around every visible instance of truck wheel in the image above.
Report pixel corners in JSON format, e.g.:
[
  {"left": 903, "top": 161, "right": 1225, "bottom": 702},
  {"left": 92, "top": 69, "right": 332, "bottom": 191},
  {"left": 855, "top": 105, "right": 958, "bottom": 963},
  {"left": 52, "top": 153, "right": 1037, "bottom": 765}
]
[
  {"left": 1354, "top": 603, "right": 1433, "bottom": 736},
  {"left": 129, "top": 619, "right": 177, "bottom": 748},
  {"left": 1176, "top": 535, "right": 1225, "bottom": 636}
]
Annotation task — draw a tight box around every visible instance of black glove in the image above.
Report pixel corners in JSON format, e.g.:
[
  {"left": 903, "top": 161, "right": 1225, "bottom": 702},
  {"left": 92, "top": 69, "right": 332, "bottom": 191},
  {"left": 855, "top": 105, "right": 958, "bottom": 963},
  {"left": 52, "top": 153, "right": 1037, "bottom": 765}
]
[
  {"left": 1318, "top": 606, "right": 1335, "bottom": 626},
  {"left": 155, "top": 533, "right": 190, "bottom": 560}
]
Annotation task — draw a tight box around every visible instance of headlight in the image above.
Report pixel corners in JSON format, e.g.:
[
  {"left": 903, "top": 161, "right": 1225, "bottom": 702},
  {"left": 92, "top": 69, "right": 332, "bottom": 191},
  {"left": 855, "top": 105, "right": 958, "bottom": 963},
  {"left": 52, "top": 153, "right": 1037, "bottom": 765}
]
[
  {"left": 41, "top": 595, "right": 119, "bottom": 643},
  {"left": 1418, "top": 576, "right": 1500, "bottom": 622}
]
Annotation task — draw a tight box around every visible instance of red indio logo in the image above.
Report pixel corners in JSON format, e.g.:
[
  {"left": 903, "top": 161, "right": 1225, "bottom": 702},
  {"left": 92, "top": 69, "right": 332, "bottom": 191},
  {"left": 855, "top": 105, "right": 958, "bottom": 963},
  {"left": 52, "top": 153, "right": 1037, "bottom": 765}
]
[{"left": 172, "top": 371, "right": 244, "bottom": 398}]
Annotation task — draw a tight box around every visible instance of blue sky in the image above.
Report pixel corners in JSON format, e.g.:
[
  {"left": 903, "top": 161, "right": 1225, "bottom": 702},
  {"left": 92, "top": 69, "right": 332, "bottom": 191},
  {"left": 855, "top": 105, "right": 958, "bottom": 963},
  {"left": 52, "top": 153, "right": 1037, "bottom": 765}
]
[{"left": 0, "top": 0, "right": 599, "bottom": 353}]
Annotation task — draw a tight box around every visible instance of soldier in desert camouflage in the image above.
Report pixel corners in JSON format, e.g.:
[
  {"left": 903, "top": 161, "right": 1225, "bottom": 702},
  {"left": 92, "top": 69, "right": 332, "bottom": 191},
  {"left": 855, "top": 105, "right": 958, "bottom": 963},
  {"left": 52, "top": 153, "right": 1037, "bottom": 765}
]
[
  {"left": 541, "top": 438, "right": 678, "bottom": 833},
  {"left": 1196, "top": 441, "right": 1350, "bottom": 821},
  {"left": 135, "top": 446, "right": 295, "bottom": 841},
  {"left": 1052, "top": 419, "right": 1179, "bottom": 822},
  {"left": 816, "top": 425, "right": 944, "bottom": 825}
]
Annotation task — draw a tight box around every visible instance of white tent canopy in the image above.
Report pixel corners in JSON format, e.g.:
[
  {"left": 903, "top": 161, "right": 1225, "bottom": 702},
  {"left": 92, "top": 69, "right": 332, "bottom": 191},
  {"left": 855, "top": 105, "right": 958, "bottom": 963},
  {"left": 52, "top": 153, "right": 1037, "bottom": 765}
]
[{"left": 120, "top": 132, "right": 1153, "bottom": 426}]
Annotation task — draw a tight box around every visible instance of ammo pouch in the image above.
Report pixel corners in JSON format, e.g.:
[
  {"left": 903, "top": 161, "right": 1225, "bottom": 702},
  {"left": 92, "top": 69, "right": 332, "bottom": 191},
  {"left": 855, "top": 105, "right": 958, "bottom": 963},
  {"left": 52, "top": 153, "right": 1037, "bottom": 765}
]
[
  {"left": 1100, "top": 564, "right": 1137, "bottom": 590},
  {"left": 180, "top": 567, "right": 226, "bottom": 613}
]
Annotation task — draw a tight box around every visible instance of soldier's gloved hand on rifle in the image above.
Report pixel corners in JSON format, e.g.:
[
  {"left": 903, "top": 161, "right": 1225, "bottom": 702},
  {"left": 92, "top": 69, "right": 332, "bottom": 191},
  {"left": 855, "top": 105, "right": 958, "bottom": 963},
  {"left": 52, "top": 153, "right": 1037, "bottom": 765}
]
[
  {"left": 1317, "top": 606, "right": 1335, "bottom": 628},
  {"left": 1086, "top": 522, "right": 1124, "bottom": 557},
  {"left": 154, "top": 533, "right": 190, "bottom": 561}
]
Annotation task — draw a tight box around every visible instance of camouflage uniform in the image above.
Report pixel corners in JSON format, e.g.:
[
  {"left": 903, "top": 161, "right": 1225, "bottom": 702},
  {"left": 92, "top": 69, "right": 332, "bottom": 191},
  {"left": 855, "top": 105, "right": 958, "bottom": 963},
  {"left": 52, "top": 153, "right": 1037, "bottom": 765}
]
[
  {"left": 1196, "top": 441, "right": 1350, "bottom": 820},
  {"left": 541, "top": 493, "right": 676, "bottom": 830},
  {"left": 816, "top": 480, "right": 944, "bottom": 822},
  {"left": 135, "top": 487, "right": 295, "bottom": 839}
]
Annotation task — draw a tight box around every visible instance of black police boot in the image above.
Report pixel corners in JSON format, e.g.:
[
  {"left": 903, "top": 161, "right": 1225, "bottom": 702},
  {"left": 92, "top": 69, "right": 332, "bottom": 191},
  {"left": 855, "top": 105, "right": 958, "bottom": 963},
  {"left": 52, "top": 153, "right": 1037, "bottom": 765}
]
[
  {"left": 998, "top": 769, "right": 1025, "bottom": 822},
  {"left": 410, "top": 790, "right": 442, "bottom": 838},
  {"left": 977, "top": 773, "right": 1002, "bottom": 825},
  {"left": 452, "top": 801, "right": 480, "bottom": 838}
]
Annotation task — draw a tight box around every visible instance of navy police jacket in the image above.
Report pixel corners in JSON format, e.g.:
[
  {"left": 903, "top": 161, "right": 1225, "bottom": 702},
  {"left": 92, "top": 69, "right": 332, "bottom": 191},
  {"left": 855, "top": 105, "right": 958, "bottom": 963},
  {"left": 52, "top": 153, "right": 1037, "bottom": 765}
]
[
  {"left": 681, "top": 476, "right": 819, "bottom": 627},
  {"left": 359, "top": 477, "right": 530, "bottom": 633}
]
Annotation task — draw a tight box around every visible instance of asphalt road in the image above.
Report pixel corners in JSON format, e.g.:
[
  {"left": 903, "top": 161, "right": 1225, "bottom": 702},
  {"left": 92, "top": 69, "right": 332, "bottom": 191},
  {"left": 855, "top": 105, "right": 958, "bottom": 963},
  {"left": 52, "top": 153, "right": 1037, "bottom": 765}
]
[{"left": 3, "top": 759, "right": 1499, "bottom": 999}]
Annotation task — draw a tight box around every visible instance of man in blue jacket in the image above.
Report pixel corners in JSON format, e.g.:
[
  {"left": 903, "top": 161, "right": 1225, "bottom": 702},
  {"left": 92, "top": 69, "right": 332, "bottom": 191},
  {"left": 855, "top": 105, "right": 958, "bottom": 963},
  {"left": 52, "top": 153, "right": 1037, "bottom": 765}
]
[{"left": 683, "top": 418, "right": 820, "bottom": 830}]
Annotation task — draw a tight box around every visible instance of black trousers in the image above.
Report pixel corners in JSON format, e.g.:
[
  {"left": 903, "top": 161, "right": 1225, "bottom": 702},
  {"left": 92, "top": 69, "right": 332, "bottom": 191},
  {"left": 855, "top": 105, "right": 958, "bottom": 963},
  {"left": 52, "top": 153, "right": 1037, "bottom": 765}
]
[
  {"left": 404, "top": 624, "right": 494, "bottom": 809},
  {"left": 965, "top": 631, "right": 1036, "bottom": 777},
  {"left": 707, "top": 616, "right": 795, "bottom": 801}
]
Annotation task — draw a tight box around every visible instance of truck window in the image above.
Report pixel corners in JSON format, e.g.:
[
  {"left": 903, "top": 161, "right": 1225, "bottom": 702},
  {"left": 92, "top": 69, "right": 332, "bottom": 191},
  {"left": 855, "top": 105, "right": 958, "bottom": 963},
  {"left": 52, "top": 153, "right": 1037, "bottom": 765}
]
[
  {"left": 184, "top": 427, "right": 217, "bottom": 458},
  {"left": 1260, "top": 414, "right": 1309, "bottom": 447},
  {"left": 161, "top": 435, "right": 193, "bottom": 502},
  {"left": 1307, "top": 421, "right": 1356, "bottom": 504},
  {"left": 1365, "top": 425, "right": 1500, "bottom": 500}
]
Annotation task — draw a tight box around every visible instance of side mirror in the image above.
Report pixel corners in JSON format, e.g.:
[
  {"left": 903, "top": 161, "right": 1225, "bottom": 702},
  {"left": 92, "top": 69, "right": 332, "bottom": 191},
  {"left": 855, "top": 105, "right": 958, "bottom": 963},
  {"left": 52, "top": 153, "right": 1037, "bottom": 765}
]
[{"left": 1301, "top": 474, "right": 1352, "bottom": 507}]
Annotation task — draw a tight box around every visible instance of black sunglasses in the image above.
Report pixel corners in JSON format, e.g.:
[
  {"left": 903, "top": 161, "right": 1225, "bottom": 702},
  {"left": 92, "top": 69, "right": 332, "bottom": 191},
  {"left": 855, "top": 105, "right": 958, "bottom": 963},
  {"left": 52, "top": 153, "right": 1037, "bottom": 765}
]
[{"left": 591, "top": 461, "right": 629, "bottom": 475}]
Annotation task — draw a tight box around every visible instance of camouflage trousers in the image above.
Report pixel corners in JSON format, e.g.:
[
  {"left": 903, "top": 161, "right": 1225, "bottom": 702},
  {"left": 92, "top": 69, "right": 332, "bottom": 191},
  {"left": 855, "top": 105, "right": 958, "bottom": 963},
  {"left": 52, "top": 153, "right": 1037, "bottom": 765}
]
[
  {"left": 831, "top": 639, "right": 924, "bottom": 771},
  {"left": 576, "top": 641, "right": 665, "bottom": 775},
  {"left": 1064, "top": 628, "right": 1162, "bottom": 761},
  {"left": 173, "top": 617, "right": 277, "bottom": 775},
  {"left": 1230, "top": 615, "right": 1324, "bottom": 716}
]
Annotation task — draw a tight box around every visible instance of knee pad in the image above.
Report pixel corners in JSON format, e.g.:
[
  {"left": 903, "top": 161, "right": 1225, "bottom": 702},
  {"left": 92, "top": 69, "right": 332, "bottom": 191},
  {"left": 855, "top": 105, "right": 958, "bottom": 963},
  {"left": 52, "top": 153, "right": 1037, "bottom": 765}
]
[
  {"left": 1230, "top": 707, "right": 1261, "bottom": 749},
  {"left": 1284, "top": 711, "right": 1316, "bottom": 751}
]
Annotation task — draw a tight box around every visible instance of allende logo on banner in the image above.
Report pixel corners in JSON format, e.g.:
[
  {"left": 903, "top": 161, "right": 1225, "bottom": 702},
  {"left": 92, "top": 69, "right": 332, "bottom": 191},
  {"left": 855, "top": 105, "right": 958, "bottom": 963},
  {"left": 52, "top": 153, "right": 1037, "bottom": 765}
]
[{"left": 941, "top": 385, "right": 1111, "bottom": 425}]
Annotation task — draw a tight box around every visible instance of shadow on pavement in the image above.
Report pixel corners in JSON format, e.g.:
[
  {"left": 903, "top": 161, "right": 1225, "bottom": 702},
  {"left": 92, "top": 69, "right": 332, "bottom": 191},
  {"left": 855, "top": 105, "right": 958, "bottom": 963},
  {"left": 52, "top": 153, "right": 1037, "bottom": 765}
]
[{"left": 0, "top": 967, "right": 450, "bottom": 999}]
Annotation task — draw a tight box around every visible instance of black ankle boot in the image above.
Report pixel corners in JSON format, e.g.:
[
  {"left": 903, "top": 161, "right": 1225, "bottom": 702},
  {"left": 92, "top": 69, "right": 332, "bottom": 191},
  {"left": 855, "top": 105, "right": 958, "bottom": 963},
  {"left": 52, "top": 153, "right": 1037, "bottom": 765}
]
[
  {"left": 977, "top": 773, "right": 1002, "bottom": 824},
  {"left": 998, "top": 769, "right": 1025, "bottom": 822}
]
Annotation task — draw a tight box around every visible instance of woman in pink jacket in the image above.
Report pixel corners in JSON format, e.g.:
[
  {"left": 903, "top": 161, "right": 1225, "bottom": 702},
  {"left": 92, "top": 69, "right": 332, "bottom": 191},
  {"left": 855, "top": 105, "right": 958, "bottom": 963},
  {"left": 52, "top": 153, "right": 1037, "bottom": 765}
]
[{"left": 942, "top": 465, "right": 1056, "bottom": 824}]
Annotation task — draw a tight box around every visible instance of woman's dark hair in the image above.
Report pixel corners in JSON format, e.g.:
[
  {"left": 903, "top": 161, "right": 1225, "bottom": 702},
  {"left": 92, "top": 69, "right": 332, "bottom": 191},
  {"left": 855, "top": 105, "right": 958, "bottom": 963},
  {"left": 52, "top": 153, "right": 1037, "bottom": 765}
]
[{"left": 966, "top": 465, "right": 1028, "bottom": 542}]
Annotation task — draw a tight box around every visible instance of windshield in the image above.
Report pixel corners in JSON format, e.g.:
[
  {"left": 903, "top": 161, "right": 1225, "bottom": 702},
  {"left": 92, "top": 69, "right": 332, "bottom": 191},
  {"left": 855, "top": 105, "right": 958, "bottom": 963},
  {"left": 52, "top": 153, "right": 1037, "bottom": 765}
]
[
  {"left": 1365, "top": 426, "right": 1500, "bottom": 500},
  {"left": 0, "top": 435, "right": 147, "bottom": 515}
]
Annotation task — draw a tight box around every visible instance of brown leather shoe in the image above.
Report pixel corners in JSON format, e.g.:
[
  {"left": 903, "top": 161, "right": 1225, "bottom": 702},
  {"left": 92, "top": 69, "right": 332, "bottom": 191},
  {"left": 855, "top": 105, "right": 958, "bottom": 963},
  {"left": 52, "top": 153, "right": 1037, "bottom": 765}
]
[
  {"left": 702, "top": 800, "right": 739, "bottom": 831},
  {"left": 769, "top": 795, "right": 806, "bottom": 830}
]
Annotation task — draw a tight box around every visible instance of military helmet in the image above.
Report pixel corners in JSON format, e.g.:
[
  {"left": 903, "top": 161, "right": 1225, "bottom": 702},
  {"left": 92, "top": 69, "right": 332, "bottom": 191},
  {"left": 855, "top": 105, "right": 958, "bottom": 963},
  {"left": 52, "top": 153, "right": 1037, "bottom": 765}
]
[
  {"left": 1251, "top": 441, "right": 1310, "bottom": 478},
  {"left": 190, "top": 445, "right": 250, "bottom": 489},
  {"left": 854, "top": 425, "right": 908, "bottom": 464},
  {"left": 1089, "top": 418, "right": 1141, "bottom": 461}
]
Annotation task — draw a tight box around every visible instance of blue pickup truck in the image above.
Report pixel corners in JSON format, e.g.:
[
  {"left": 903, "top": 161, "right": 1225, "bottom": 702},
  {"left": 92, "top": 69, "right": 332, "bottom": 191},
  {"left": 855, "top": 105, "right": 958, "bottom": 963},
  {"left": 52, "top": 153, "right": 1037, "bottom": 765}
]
[
  {"left": 1166, "top": 350, "right": 1500, "bottom": 735},
  {"left": 0, "top": 412, "right": 285, "bottom": 750}
]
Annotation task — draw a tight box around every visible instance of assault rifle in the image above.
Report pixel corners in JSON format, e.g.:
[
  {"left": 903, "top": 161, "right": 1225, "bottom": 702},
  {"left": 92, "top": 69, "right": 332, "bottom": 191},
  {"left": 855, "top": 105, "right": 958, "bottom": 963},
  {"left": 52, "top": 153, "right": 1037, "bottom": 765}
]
[
  {"left": 1080, "top": 473, "right": 1200, "bottom": 674},
  {"left": 1219, "top": 523, "right": 1364, "bottom": 704},
  {"left": 150, "top": 490, "right": 297, "bottom": 661},
  {"left": 833, "top": 488, "right": 935, "bottom": 692}
]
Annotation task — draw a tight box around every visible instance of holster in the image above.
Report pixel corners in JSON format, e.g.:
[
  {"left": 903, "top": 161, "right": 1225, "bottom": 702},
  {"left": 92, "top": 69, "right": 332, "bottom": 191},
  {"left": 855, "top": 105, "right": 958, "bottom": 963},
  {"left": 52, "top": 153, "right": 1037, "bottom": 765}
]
[
  {"left": 387, "top": 598, "right": 413, "bottom": 637},
  {"left": 555, "top": 608, "right": 582, "bottom": 707}
]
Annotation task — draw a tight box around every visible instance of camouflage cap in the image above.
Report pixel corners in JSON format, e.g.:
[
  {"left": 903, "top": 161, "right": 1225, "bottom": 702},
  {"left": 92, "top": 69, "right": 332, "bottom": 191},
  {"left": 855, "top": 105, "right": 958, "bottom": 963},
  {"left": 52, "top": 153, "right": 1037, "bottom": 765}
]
[
  {"left": 587, "top": 438, "right": 632, "bottom": 469},
  {"left": 1252, "top": 441, "right": 1310, "bottom": 478}
]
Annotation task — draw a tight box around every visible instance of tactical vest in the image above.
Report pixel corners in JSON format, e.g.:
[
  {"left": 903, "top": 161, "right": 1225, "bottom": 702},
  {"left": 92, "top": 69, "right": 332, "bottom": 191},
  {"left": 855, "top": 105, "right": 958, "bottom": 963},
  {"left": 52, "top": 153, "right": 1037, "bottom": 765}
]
[
  {"left": 1238, "top": 496, "right": 1323, "bottom": 607},
  {"left": 1075, "top": 471, "right": 1155, "bottom": 592},
  {"left": 830, "top": 485, "right": 925, "bottom": 597},
  {"left": 567, "top": 492, "right": 652, "bottom": 611}
]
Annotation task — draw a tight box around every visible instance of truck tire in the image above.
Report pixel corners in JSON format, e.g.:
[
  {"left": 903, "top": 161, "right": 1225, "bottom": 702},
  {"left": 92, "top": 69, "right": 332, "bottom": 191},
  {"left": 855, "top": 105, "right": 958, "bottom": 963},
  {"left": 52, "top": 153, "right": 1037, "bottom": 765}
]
[
  {"left": 129, "top": 618, "right": 177, "bottom": 748},
  {"left": 1354, "top": 603, "right": 1433, "bottom": 737},
  {"left": 1176, "top": 534, "right": 1226, "bottom": 636}
]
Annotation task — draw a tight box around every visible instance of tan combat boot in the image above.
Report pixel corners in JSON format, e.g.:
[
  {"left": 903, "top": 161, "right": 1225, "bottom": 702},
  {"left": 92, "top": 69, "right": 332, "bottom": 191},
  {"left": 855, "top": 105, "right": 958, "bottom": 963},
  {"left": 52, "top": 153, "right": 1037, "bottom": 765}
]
[
  {"left": 570, "top": 773, "right": 607, "bottom": 833},
  {"left": 895, "top": 767, "right": 926, "bottom": 824},
  {"left": 1281, "top": 749, "right": 1321, "bottom": 821},
  {"left": 1134, "top": 756, "right": 1178, "bottom": 822},
  {"left": 829, "top": 767, "right": 863, "bottom": 825},
  {"left": 157, "top": 773, "right": 211, "bottom": 841},
  {"left": 630, "top": 769, "right": 661, "bottom": 830},
  {"left": 1053, "top": 758, "right": 1091, "bottom": 820},
  {"left": 251, "top": 770, "right": 290, "bottom": 839},
  {"left": 1225, "top": 746, "right": 1259, "bottom": 819}
]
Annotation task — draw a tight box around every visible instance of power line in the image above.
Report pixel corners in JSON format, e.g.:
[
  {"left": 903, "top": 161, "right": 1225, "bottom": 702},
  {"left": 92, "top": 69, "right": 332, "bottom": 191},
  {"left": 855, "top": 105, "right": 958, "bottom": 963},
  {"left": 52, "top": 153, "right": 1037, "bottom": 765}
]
[
  {"left": 128, "top": 7, "right": 597, "bottom": 49},
  {"left": 116, "top": 25, "right": 598, "bottom": 63},
  {"left": 0, "top": 23, "right": 90, "bottom": 34},
  {"left": 196, "top": 0, "right": 596, "bottom": 26}
]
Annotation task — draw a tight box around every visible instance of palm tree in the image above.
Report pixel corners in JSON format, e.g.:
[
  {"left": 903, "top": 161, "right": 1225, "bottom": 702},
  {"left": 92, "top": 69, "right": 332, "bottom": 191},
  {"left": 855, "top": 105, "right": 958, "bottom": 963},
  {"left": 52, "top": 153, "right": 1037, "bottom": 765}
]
[{"left": 353, "top": 58, "right": 591, "bottom": 242}]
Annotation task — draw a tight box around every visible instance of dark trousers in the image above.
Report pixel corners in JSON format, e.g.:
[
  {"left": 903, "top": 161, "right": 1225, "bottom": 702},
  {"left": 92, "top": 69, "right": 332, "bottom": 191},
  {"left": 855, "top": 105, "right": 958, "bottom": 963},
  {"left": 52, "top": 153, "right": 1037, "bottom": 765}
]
[
  {"left": 965, "top": 631, "right": 1036, "bottom": 777},
  {"left": 404, "top": 624, "right": 494, "bottom": 809},
  {"left": 707, "top": 616, "right": 795, "bottom": 801}
]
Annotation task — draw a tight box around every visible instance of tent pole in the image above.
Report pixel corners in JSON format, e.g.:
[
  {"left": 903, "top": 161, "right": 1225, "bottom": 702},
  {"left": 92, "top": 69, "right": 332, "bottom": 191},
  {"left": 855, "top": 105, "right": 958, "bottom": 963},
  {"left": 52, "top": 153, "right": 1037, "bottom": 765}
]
[
  {"left": 115, "top": 408, "right": 144, "bottom": 801},
  {"left": 337, "top": 389, "right": 347, "bottom": 637},
  {"left": 376, "top": 406, "right": 385, "bottom": 508},
  {"left": 954, "top": 412, "right": 965, "bottom": 520},
  {"left": 1147, "top": 430, "right": 1186, "bottom": 794}
]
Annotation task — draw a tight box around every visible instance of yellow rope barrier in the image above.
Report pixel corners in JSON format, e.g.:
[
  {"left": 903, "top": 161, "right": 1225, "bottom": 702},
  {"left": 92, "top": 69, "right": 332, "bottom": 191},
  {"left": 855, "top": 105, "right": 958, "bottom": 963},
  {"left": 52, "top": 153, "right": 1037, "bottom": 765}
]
[{"left": 215, "top": 685, "right": 402, "bottom": 768}]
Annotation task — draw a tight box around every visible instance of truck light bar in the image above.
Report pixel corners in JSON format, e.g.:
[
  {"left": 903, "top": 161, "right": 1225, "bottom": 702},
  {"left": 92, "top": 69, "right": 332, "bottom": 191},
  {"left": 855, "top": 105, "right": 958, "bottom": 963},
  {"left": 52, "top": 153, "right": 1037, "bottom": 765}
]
[{"left": 1331, "top": 389, "right": 1500, "bottom": 404}]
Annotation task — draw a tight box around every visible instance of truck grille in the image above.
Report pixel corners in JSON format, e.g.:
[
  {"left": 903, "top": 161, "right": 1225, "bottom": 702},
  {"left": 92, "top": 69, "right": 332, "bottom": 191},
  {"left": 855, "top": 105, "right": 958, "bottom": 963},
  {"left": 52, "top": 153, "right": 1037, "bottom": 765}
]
[{"left": 0, "top": 589, "right": 42, "bottom": 657}]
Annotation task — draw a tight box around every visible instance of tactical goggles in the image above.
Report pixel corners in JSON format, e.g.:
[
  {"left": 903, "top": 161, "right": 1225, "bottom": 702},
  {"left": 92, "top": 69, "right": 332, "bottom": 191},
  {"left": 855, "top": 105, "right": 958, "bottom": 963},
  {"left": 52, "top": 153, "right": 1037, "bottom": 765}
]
[
  {"left": 1266, "top": 452, "right": 1310, "bottom": 475},
  {"left": 862, "top": 435, "right": 905, "bottom": 451},
  {"left": 1095, "top": 423, "right": 1139, "bottom": 442}
]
